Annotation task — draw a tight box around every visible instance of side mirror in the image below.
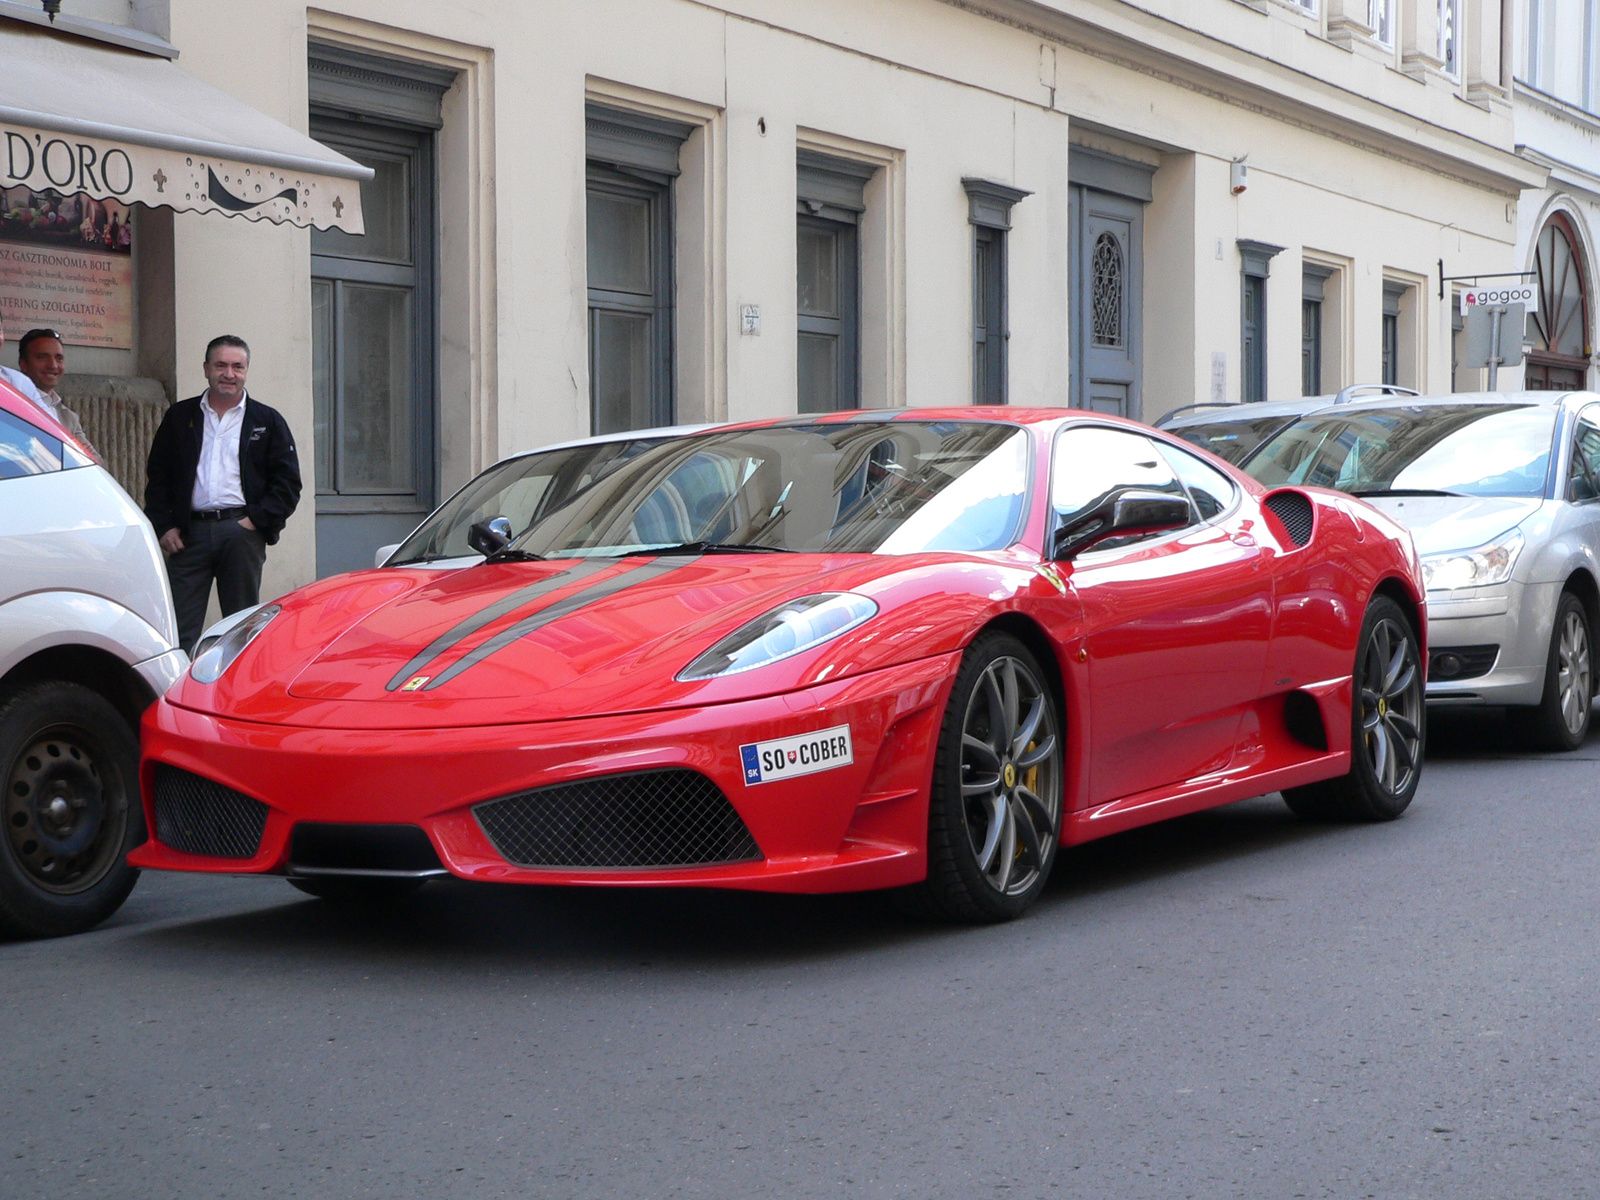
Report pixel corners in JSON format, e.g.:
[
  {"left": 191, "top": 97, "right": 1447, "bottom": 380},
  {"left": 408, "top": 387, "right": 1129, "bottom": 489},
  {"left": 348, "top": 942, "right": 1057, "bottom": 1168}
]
[
  {"left": 1052, "top": 490, "right": 1192, "bottom": 560},
  {"left": 1569, "top": 475, "right": 1597, "bottom": 504},
  {"left": 374, "top": 542, "right": 400, "bottom": 568},
  {"left": 467, "top": 516, "right": 514, "bottom": 557}
]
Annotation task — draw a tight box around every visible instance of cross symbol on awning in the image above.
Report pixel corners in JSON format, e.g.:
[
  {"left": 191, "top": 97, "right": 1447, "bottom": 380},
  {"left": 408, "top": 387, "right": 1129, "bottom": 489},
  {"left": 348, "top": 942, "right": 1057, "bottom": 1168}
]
[
  {"left": 332, "top": 196, "right": 344, "bottom": 218},
  {"left": 152, "top": 168, "right": 167, "bottom": 193}
]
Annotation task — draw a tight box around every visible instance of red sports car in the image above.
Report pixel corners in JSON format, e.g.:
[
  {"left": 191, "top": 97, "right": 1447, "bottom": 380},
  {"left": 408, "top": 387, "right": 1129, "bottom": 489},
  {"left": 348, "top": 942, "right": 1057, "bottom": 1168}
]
[{"left": 133, "top": 409, "right": 1426, "bottom": 922}]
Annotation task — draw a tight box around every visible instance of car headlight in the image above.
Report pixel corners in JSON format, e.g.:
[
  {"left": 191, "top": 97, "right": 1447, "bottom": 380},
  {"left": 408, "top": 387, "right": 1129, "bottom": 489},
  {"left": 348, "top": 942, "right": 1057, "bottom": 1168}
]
[
  {"left": 677, "top": 593, "right": 878, "bottom": 681},
  {"left": 189, "top": 604, "right": 281, "bottom": 683},
  {"left": 1421, "top": 528, "right": 1524, "bottom": 591}
]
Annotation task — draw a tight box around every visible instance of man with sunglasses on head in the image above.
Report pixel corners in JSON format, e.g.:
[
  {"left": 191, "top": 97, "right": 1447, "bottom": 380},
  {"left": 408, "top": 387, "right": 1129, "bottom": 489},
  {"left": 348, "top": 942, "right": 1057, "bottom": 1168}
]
[
  {"left": 15, "top": 327, "right": 95, "bottom": 458},
  {"left": 144, "top": 334, "right": 302, "bottom": 654}
]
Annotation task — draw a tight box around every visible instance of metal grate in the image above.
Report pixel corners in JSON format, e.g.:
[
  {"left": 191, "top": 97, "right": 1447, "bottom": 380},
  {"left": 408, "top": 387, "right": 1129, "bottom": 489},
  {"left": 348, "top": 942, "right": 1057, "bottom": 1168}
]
[
  {"left": 1264, "top": 490, "right": 1314, "bottom": 547},
  {"left": 1429, "top": 644, "right": 1499, "bottom": 682},
  {"left": 474, "top": 769, "right": 761, "bottom": 869},
  {"left": 153, "top": 765, "right": 269, "bottom": 859}
]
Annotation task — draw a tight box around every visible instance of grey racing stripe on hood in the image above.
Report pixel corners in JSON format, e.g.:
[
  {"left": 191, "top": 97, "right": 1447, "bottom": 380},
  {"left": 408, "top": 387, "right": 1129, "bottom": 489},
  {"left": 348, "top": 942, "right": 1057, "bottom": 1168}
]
[
  {"left": 420, "top": 555, "right": 703, "bottom": 691},
  {"left": 385, "top": 559, "right": 614, "bottom": 692}
]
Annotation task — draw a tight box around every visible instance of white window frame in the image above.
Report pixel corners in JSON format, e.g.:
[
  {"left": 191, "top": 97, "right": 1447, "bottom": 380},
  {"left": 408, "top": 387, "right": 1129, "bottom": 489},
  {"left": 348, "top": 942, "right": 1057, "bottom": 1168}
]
[
  {"left": 1438, "top": 0, "right": 1460, "bottom": 78},
  {"left": 1368, "top": 0, "right": 1393, "bottom": 47}
]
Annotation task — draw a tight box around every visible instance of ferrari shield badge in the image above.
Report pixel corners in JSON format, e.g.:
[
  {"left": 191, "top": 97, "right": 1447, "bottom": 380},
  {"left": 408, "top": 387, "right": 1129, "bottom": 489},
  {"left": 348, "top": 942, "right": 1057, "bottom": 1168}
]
[{"left": 399, "top": 675, "right": 430, "bottom": 692}]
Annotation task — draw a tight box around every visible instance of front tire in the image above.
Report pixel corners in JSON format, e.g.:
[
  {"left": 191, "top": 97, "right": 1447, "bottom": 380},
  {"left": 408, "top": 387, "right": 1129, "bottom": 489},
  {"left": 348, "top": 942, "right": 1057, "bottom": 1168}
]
[
  {"left": 1509, "top": 591, "right": 1592, "bottom": 752},
  {"left": 0, "top": 682, "right": 142, "bottom": 938},
  {"left": 1283, "top": 596, "right": 1424, "bottom": 822},
  {"left": 911, "top": 633, "right": 1064, "bottom": 923}
]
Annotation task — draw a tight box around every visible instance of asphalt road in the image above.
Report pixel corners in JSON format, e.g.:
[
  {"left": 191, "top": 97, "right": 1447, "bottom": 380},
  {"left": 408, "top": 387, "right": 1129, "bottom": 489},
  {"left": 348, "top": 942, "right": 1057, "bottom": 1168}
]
[{"left": 5, "top": 711, "right": 1600, "bottom": 1199}]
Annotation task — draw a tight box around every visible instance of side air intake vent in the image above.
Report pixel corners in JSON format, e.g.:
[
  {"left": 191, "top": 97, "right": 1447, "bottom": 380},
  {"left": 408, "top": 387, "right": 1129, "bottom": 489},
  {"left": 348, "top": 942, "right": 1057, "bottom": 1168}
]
[
  {"left": 153, "top": 765, "right": 269, "bottom": 859},
  {"left": 1264, "top": 490, "right": 1314, "bottom": 547},
  {"left": 474, "top": 769, "right": 761, "bottom": 869}
]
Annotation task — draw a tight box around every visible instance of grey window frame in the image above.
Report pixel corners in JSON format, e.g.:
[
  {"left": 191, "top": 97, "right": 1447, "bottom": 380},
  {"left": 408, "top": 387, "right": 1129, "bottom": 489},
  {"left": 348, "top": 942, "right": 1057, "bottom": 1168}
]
[
  {"left": 964, "top": 178, "right": 1030, "bottom": 406},
  {"left": 1302, "top": 265, "right": 1332, "bottom": 396},
  {"left": 585, "top": 104, "right": 691, "bottom": 433},
  {"left": 796, "top": 150, "right": 872, "bottom": 412},
  {"left": 309, "top": 45, "right": 450, "bottom": 518},
  {"left": 1239, "top": 241, "right": 1283, "bottom": 404}
]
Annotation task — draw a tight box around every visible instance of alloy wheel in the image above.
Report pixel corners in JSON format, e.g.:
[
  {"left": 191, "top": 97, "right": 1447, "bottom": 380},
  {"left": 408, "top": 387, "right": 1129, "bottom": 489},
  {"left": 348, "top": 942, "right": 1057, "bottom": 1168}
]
[
  {"left": 1358, "top": 617, "right": 1424, "bottom": 796},
  {"left": 958, "top": 655, "right": 1062, "bottom": 896},
  {"left": 4, "top": 726, "right": 124, "bottom": 895},
  {"left": 1557, "top": 608, "right": 1592, "bottom": 737}
]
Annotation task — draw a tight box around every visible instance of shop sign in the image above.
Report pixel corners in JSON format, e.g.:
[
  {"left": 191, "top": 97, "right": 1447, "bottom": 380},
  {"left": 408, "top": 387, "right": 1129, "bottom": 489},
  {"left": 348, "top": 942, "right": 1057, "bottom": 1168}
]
[
  {"left": 0, "top": 185, "right": 131, "bottom": 349},
  {"left": 1460, "top": 283, "right": 1539, "bottom": 314}
]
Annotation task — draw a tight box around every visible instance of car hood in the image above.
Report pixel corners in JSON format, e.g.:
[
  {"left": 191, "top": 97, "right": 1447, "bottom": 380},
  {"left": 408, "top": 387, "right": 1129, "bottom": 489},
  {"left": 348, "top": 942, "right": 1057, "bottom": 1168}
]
[
  {"left": 171, "top": 552, "right": 1029, "bottom": 729},
  {"left": 1356, "top": 495, "right": 1541, "bottom": 556}
]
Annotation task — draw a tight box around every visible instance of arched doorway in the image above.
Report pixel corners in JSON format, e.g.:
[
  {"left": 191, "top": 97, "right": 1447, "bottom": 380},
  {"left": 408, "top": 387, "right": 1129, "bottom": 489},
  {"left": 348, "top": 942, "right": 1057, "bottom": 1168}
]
[{"left": 1526, "top": 212, "right": 1591, "bottom": 391}]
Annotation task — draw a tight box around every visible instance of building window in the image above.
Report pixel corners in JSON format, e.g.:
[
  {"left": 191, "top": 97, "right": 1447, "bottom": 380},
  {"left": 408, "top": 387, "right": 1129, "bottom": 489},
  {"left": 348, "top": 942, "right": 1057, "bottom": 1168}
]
[
  {"left": 1091, "top": 232, "right": 1124, "bottom": 348},
  {"left": 963, "top": 179, "right": 1030, "bottom": 406},
  {"left": 1438, "top": 0, "right": 1459, "bottom": 77},
  {"left": 1527, "top": 213, "right": 1591, "bottom": 391},
  {"left": 1238, "top": 241, "right": 1284, "bottom": 404},
  {"left": 586, "top": 105, "right": 692, "bottom": 434},
  {"left": 1527, "top": 0, "right": 1543, "bottom": 86},
  {"left": 309, "top": 46, "right": 453, "bottom": 579},
  {"left": 1303, "top": 266, "right": 1332, "bottom": 396},
  {"left": 1382, "top": 282, "right": 1404, "bottom": 386},
  {"left": 796, "top": 151, "right": 873, "bottom": 413},
  {"left": 1369, "top": 0, "right": 1393, "bottom": 46}
]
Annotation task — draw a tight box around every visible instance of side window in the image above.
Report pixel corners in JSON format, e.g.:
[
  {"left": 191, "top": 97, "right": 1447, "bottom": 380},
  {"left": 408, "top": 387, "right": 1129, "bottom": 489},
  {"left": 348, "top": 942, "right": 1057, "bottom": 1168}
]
[
  {"left": 1051, "top": 426, "right": 1191, "bottom": 546},
  {"left": 1156, "top": 441, "right": 1238, "bottom": 521},
  {"left": 0, "top": 408, "right": 62, "bottom": 480},
  {"left": 1572, "top": 410, "right": 1600, "bottom": 503}
]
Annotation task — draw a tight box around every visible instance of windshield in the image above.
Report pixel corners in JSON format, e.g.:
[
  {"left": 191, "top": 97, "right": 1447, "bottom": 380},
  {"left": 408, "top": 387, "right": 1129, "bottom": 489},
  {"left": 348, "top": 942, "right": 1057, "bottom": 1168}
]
[
  {"left": 388, "top": 437, "right": 671, "bottom": 564},
  {"left": 1170, "top": 415, "right": 1295, "bottom": 464},
  {"left": 500, "top": 421, "right": 1030, "bottom": 557},
  {"left": 1245, "top": 404, "right": 1557, "bottom": 498}
]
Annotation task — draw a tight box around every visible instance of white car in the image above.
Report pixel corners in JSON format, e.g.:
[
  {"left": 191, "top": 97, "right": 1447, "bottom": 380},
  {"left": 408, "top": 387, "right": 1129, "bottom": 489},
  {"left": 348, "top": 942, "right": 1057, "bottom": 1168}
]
[
  {"left": 1247, "top": 390, "right": 1600, "bottom": 750},
  {"left": 0, "top": 382, "right": 185, "bottom": 936}
]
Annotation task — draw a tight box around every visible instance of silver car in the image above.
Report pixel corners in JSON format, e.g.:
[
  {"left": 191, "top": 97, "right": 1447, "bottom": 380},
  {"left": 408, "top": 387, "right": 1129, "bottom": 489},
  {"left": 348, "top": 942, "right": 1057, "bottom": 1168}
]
[
  {"left": 1157, "top": 385, "right": 1418, "bottom": 464},
  {"left": 1246, "top": 391, "right": 1600, "bottom": 750}
]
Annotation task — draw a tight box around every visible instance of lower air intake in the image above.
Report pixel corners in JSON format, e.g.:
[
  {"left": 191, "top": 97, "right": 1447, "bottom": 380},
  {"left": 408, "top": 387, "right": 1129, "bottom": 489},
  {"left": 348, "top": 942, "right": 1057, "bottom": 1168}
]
[
  {"left": 474, "top": 769, "right": 762, "bottom": 869},
  {"left": 1264, "top": 490, "right": 1315, "bottom": 547},
  {"left": 1429, "top": 644, "right": 1499, "bottom": 681},
  {"left": 152, "top": 765, "right": 269, "bottom": 859}
]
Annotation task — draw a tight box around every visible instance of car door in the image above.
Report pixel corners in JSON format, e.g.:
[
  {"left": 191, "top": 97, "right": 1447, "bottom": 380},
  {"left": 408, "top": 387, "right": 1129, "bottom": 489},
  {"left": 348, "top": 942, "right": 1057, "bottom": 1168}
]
[{"left": 1052, "top": 425, "right": 1273, "bottom": 805}]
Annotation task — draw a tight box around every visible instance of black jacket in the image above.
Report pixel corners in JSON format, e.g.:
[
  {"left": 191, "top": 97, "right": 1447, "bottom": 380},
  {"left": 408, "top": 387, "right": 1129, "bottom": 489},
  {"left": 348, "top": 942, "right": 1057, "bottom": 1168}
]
[{"left": 144, "top": 394, "right": 302, "bottom": 546}]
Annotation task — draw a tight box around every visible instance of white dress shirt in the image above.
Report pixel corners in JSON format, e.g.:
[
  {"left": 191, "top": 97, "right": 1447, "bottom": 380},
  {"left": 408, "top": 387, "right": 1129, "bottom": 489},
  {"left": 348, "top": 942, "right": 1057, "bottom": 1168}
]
[
  {"left": 0, "top": 363, "right": 43, "bottom": 406},
  {"left": 191, "top": 390, "right": 248, "bottom": 511}
]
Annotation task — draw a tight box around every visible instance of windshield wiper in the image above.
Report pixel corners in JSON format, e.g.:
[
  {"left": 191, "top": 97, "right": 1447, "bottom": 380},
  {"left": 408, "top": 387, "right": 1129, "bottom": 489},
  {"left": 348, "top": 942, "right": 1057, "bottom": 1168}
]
[
  {"left": 617, "top": 540, "right": 795, "bottom": 557},
  {"left": 1346, "top": 488, "right": 1467, "bottom": 498},
  {"left": 483, "top": 547, "right": 547, "bottom": 563}
]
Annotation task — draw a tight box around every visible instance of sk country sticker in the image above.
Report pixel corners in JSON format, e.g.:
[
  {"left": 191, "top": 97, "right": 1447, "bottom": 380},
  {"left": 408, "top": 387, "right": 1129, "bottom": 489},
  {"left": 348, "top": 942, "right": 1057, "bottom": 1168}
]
[{"left": 740, "top": 725, "right": 854, "bottom": 786}]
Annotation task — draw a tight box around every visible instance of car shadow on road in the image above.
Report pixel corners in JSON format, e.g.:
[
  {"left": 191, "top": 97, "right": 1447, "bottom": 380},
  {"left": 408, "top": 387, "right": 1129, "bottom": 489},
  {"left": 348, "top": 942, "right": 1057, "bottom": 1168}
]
[
  {"left": 1424, "top": 706, "right": 1600, "bottom": 761},
  {"left": 121, "top": 794, "right": 1341, "bottom": 969}
]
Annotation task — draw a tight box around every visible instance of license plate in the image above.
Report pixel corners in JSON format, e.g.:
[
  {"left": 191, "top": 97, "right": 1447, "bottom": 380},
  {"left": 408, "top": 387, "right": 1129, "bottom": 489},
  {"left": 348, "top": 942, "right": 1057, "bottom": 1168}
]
[{"left": 739, "top": 724, "right": 853, "bottom": 786}]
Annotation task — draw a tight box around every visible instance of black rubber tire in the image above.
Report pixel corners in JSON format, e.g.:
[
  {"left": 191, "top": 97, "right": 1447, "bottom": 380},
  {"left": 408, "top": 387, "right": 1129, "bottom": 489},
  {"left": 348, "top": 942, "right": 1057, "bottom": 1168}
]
[
  {"left": 0, "top": 681, "right": 142, "bottom": 938},
  {"left": 907, "top": 632, "right": 1063, "bottom": 923},
  {"left": 1283, "top": 596, "right": 1424, "bottom": 823},
  {"left": 1509, "top": 591, "right": 1593, "bottom": 752},
  {"left": 288, "top": 876, "right": 427, "bottom": 904}
]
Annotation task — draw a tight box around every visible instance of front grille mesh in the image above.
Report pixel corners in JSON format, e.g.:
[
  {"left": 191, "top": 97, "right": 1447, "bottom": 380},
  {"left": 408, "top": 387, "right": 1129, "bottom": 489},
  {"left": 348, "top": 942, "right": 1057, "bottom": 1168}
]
[
  {"left": 1264, "top": 490, "right": 1315, "bottom": 547},
  {"left": 153, "top": 765, "right": 269, "bottom": 859},
  {"left": 474, "top": 769, "right": 761, "bottom": 869}
]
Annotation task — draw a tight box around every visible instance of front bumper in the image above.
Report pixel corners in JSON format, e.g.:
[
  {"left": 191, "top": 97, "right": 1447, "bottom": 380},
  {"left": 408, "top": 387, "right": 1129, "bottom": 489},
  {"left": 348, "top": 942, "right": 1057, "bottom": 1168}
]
[
  {"left": 1425, "top": 579, "right": 1559, "bottom": 708},
  {"left": 130, "top": 653, "right": 958, "bottom": 894}
]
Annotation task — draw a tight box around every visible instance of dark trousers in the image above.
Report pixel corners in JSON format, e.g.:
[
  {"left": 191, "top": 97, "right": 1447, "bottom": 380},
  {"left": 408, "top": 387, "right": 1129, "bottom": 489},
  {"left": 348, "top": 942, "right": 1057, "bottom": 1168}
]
[{"left": 166, "top": 518, "right": 268, "bottom": 654}]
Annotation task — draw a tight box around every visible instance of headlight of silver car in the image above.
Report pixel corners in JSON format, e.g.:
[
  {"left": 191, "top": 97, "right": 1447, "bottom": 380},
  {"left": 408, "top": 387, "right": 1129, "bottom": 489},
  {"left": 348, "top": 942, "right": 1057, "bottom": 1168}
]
[
  {"left": 677, "top": 593, "right": 878, "bottom": 681},
  {"left": 189, "top": 604, "right": 281, "bottom": 683},
  {"left": 1421, "top": 528, "right": 1524, "bottom": 591}
]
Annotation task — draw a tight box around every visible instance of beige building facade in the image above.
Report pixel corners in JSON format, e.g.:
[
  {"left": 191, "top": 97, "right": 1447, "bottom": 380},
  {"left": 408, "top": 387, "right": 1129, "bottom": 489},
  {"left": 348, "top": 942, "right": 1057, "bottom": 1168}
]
[{"left": 15, "top": 0, "right": 1545, "bottom": 600}]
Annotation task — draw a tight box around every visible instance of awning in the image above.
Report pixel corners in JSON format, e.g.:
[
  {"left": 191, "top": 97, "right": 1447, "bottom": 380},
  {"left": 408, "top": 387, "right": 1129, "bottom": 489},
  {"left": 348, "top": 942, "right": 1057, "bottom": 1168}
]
[{"left": 0, "top": 20, "right": 370, "bottom": 232}]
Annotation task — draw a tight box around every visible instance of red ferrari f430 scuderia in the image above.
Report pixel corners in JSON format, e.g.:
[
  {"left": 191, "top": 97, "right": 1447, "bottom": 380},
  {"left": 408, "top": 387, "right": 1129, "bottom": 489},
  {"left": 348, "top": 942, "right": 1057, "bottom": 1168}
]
[{"left": 133, "top": 409, "right": 1426, "bottom": 922}]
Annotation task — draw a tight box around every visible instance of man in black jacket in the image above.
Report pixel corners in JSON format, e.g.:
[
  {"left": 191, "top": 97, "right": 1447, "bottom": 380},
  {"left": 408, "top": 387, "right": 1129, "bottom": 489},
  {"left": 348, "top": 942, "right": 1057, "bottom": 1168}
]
[{"left": 145, "top": 335, "right": 302, "bottom": 654}]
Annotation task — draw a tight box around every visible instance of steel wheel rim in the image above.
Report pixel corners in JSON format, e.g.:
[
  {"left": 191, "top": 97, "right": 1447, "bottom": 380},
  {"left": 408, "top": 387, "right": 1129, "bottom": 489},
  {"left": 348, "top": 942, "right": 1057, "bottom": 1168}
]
[
  {"left": 958, "top": 655, "right": 1062, "bottom": 897},
  {"left": 3, "top": 725, "right": 124, "bottom": 894},
  {"left": 1358, "top": 617, "right": 1423, "bottom": 796},
  {"left": 1557, "top": 609, "right": 1592, "bottom": 736}
]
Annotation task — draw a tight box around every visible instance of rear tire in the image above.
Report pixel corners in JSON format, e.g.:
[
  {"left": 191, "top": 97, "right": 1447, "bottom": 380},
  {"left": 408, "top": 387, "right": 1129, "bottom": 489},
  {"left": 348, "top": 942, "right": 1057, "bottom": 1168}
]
[
  {"left": 288, "top": 876, "right": 427, "bottom": 904},
  {"left": 1509, "top": 591, "right": 1592, "bottom": 752},
  {"left": 0, "top": 681, "right": 142, "bottom": 938},
  {"left": 1283, "top": 596, "right": 1424, "bottom": 823},
  {"left": 909, "top": 633, "right": 1064, "bottom": 923}
]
